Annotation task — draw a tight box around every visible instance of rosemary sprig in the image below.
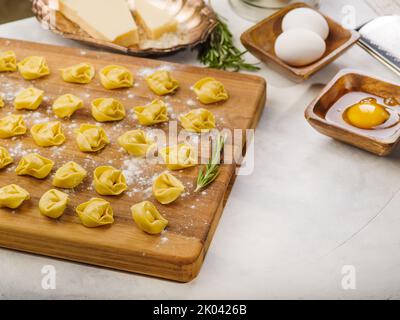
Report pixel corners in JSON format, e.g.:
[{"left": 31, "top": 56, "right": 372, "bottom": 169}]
[
  {"left": 198, "top": 17, "right": 260, "bottom": 72},
  {"left": 195, "top": 134, "right": 225, "bottom": 192}
]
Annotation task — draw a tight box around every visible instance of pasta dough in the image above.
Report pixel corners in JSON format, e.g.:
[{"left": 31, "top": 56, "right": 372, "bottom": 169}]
[
  {"left": 15, "top": 153, "right": 54, "bottom": 179},
  {"left": 153, "top": 172, "right": 184, "bottom": 204},
  {"left": 91, "top": 98, "right": 126, "bottom": 122},
  {"left": 0, "top": 96, "right": 4, "bottom": 108},
  {"left": 160, "top": 143, "right": 197, "bottom": 171},
  {"left": 145, "top": 70, "right": 179, "bottom": 96},
  {"left": 76, "top": 197, "right": 114, "bottom": 228},
  {"left": 131, "top": 201, "right": 168, "bottom": 234},
  {"left": 100, "top": 65, "right": 133, "bottom": 89},
  {"left": 61, "top": 62, "right": 95, "bottom": 84},
  {"left": 193, "top": 77, "right": 229, "bottom": 104},
  {"left": 134, "top": 99, "right": 169, "bottom": 126},
  {"left": 39, "top": 189, "right": 69, "bottom": 219},
  {"left": 30, "top": 121, "right": 66, "bottom": 147},
  {"left": 179, "top": 108, "right": 215, "bottom": 133},
  {"left": 17, "top": 56, "right": 50, "bottom": 80},
  {"left": 0, "top": 114, "right": 27, "bottom": 138},
  {"left": 0, "top": 51, "right": 17, "bottom": 72},
  {"left": 14, "top": 87, "right": 44, "bottom": 110},
  {"left": 75, "top": 124, "right": 109, "bottom": 152},
  {"left": 0, "top": 146, "right": 13, "bottom": 169},
  {"left": 117, "top": 130, "right": 155, "bottom": 157},
  {"left": 93, "top": 166, "right": 127, "bottom": 196},
  {"left": 52, "top": 94, "right": 83, "bottom": 118},
  {"left": 53, "top": 161, "right": 87, "bottom": 189},
  {"left": 0, "top": 184, "right": 30, "bottom": 209}
]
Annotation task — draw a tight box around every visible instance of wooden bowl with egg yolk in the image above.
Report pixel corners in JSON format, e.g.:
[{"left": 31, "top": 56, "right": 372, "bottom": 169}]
[
  {"left": 305, "top": 70, "right": 400, "bottom": 156},
  {"left": 240, "top": 2, "right": 360, "bottom": 81}
]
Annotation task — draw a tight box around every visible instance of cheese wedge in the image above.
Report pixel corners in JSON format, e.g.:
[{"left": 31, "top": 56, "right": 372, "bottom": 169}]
[
  {"left": 134, "top": 0, "right": 178, "bottom": 40},
  {"left": 59, "top": 0, "right": 139, "bottom": 47}
]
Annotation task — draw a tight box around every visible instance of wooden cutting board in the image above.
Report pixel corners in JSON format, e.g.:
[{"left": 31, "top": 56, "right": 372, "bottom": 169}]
[{"left": 0, "top": 38, "right": 266, "bottom": 282}]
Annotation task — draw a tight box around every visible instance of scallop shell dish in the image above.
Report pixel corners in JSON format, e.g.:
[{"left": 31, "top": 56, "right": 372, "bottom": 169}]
[{"left": 32, "top": 0, "right": 218, "bottom": 56}]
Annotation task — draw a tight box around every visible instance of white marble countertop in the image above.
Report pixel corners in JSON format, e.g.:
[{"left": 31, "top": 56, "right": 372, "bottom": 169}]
[{"left": 1, "top": 0, "right": 400, "bottom": 299}]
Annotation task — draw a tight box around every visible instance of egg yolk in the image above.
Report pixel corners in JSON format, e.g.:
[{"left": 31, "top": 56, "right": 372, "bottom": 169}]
[{"left": 344, "top": 101, "right": 390, "bottom": 129}]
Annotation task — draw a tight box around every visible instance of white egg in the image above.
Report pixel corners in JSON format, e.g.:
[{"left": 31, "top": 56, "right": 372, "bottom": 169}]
[
  {"left": 274, "top": 29, "right": 326, "bottom": 67},
  {"left": 282, "top": 8, "right": 330, "bottom": 40}
]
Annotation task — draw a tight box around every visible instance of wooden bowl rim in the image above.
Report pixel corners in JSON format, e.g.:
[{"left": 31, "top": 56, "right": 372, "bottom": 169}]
[
  {"left": 305, "top": 69, "right": 400, "bottom": 145},
  {"left": 240, "top": 2, "right": 360, "bottom": 80}
]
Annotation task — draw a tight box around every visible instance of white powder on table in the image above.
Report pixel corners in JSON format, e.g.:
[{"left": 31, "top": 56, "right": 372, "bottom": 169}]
[{"left": 137, "top": 65, "right": 175, "bottom": 78}]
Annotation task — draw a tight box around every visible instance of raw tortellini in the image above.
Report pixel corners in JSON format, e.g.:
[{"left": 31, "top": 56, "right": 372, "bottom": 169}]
[
  {"left": 93, "top": 166, "right": 127, "bottom": 196},
  {"left": 39, "top": 189, "right": 69, "bottom": 219},
  {"left": 76, "top": 197, "right": 114, "bottom": 228},
  {"left": 0, "top": 114, "right": 27, "bottom": 138},
  {"left": 14, "top": 87, "right": 44, "bottom": 110},
  {"left": 145, "top": 70, "right": 179, "bottom": 96},
  {"left": 131, "top": 201, "right": 168, "bottom": 235},
  {"left": 193, "top": 77, "right": 229, "bottom": 104},
  {"left": 0, "top": 184, "right": 30, "bottom": 209},
  {"left": 160, "top": 143, "right": 197, "bottom": 171},
  {"left": 53, "top": 161, "right": 87, "bottom": 189},
  {"left": 134, "top": 99, "right": 169, "bottom": 126},
  {"left": 75, "top": 124, "right": 109, "bottom": 152},
  {"left": 117, "top": 130, "right": 155, "bottom": 157},
  {"left": 0, "top": 51, "right": 17, "bottom": 72},
  {"left": 179, "top": 108, "right": 215, "bottom": 133},
  {"left": 0, "top": 146, "right": 13, "bottom": 169},
  {"left": 61, "top": 63, "right": 95, "bottom": 84},
  {"left": 52, "top": 94, "right": 83, "bottom": 118},
  {"left": 17, "top": 56, "right": 50, "bottom": 80},
  {"left": 15, "top": 153, "right": 54, "bottom": 179},
  {"left": 91, "top": 98, "right": 126, "bottom": 122},
  {"left": 30, "top": 121, "right": 66, "bottom": 147},
  {"left": 100, "top": 65, "right": 133, "bottom": 89},
  {"left": 152, "top": 172, "right": 184, "bottom": 204}
]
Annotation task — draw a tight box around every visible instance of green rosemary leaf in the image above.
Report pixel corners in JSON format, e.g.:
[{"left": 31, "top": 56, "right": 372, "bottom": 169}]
[
  {"left": 198, "top": 17, "right": 260, "bottom": 72},
  {"left": 195, "top": 134, "right": 225, "bottom": 192}
]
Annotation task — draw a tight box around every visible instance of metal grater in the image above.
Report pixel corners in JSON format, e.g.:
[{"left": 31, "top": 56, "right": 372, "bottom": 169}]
[{"left": 357, "top": 15, "right": 400, "bottom": 76}]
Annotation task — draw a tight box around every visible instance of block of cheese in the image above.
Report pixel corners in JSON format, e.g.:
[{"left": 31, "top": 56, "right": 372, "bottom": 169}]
[
  {"left": 134, "top": 0, "right": 178, "bottom": 40},
  {"left": 59, "top": 0, "right": 139, "bottom": 47}
]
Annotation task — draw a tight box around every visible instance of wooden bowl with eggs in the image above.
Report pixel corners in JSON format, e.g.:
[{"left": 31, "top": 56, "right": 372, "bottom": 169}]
[
  {"left": 305, "top": 70, "right": 400, "bottom": 156},
  {"left": 240, "top": 2, "right": 360, "bottom": 81}
]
